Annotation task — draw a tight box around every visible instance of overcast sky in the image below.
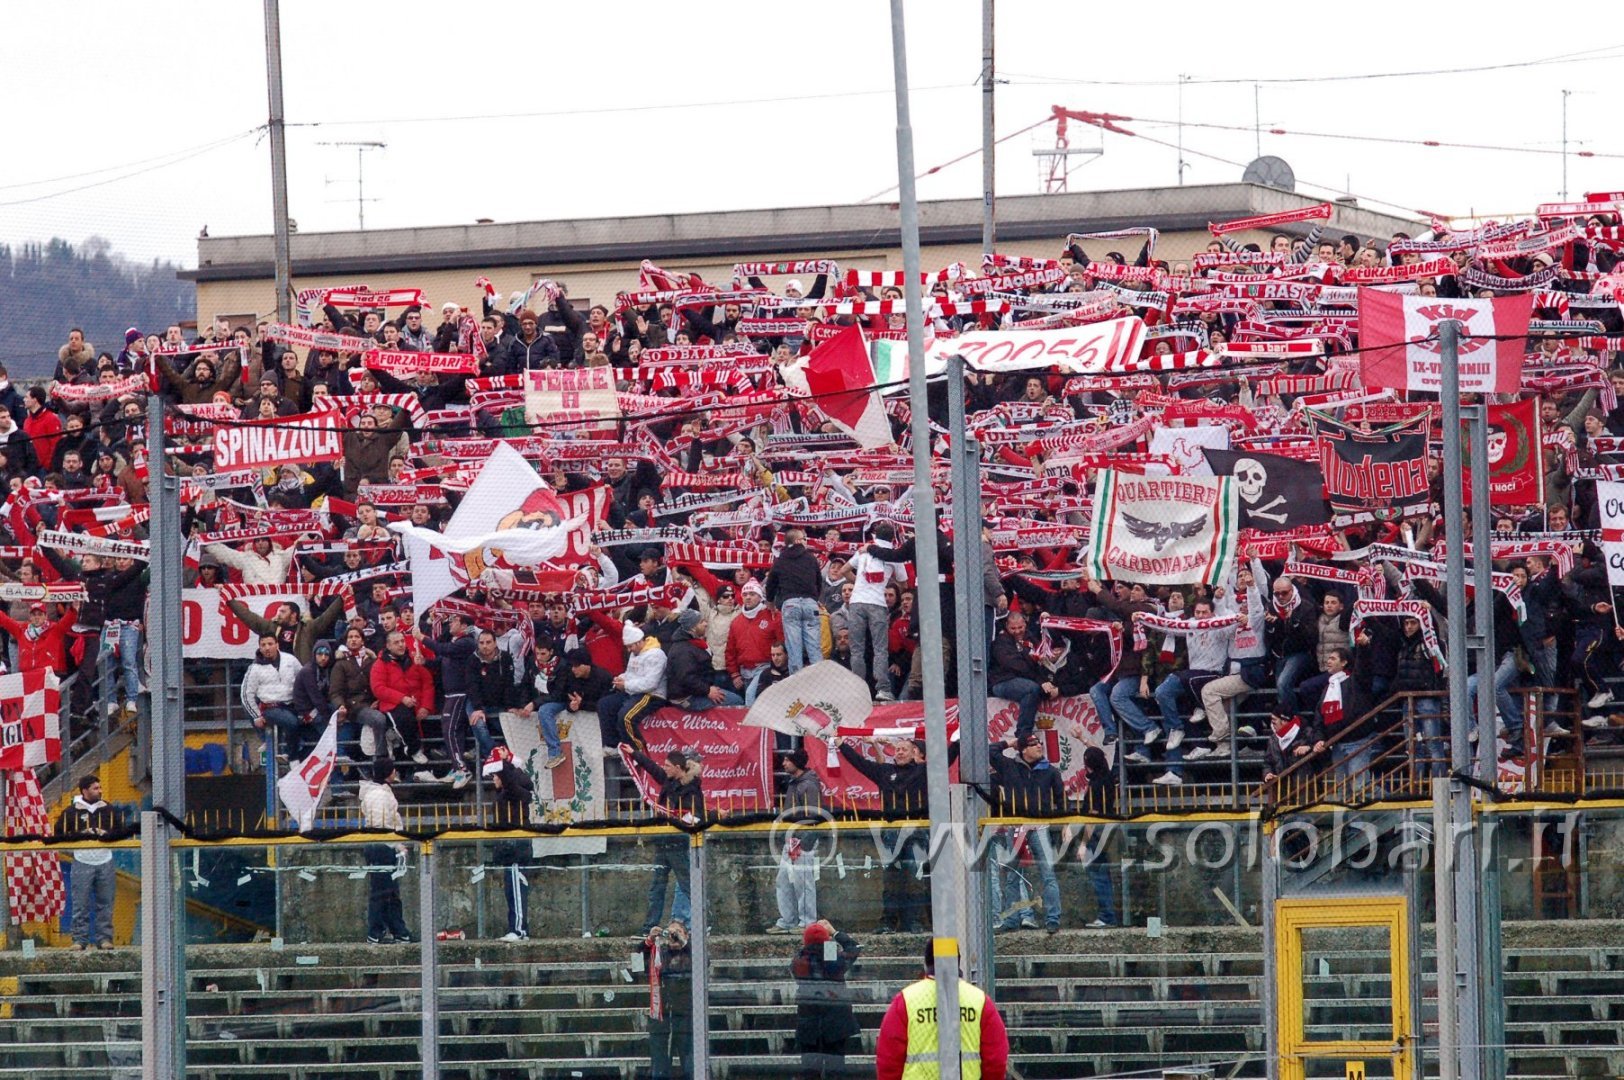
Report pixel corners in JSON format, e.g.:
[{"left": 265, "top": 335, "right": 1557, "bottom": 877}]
[{"left": 4, "top": 1, "right": 1621, "bottom": 267}]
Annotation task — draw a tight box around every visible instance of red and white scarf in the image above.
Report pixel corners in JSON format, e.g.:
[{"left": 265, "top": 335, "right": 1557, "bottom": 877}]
[{"left": 1130, "top": 611, "right": 1241, "bottom": 652}]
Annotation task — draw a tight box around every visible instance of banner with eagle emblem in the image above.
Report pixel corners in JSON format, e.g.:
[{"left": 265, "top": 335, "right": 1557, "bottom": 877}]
[{"left": 1085, "top": 470, "right": 1238, "bottom": 586}]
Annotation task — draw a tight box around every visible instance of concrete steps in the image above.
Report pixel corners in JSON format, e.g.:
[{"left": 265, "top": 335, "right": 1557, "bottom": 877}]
[{"left": 0, "top": 929, "right": 1622, "bottom": 1078}]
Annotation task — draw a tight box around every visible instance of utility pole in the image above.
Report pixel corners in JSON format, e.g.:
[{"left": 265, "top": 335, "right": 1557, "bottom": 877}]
[
  {"left": 1176, "top": 75, "right": 1189, "bottom": 185},
  {"left": 1471, "top": 410, "right": 1507, "bottom": 1080},
  {"left": 980, "top": 0, "right": 996, "bottom": 254},
  {"left": 1438, "top": 321, "right": 1483, "bottom": 1080},
  {"left": 262, "top": 0, "right": 292, "bottom": 324},
  {"left": 889, "top": 2, "right": 960, "bottom": 1077},
  {"left": 141, "top": 394, "right": 186, "bottom": 1080}
]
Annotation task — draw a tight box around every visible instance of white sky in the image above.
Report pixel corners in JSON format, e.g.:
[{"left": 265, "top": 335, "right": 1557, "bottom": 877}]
[{"left": 3, "top": 1, "right": 1621, "bottom": 267}]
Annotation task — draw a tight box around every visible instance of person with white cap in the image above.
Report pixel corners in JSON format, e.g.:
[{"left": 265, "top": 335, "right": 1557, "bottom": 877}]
[
  {"left": 484, "top": 746, "right": 534, "bottom": 941},
  {"left": 595, "top": 622, "right": 668, "bottom": 751},
  {"left": 726, "top": 579, "right": 784, "bottom": 705}
]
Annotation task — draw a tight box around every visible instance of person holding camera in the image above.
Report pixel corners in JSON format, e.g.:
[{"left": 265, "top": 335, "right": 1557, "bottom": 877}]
[
  {"left": 640, "top": 919, "right": 693, "bottom": 1080},
  {"left": 791, "top": 919, "right": 863, "bottom": 1079}
]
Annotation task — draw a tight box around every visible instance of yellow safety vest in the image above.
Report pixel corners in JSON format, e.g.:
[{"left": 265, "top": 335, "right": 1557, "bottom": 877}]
[{"left": 900, "top": 976, "right": 987, "bottom": 1079}]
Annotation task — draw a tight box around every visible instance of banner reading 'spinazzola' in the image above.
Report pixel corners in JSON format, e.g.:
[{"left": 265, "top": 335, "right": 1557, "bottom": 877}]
[
  {"left": 1085, "top": 470, "right": 1238, "bottom": 586},
  {"left": 1311, "top": 410, "right": 1431, "bottom": 516}
]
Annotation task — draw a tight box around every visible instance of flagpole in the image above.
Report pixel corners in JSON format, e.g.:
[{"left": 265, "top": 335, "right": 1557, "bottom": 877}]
[{"left": 890, "top": 3, "right": 961, "bottom": 1078}]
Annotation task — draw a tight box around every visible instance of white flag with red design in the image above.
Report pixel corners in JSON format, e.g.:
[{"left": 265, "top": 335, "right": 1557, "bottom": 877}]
[
  {"left": 276, "top": 716, "right": 339, "bottom": 832},
  {"left": 1596, "top": 480, "right": 1624, "bottom": 586},
  {"left": 1357, "top": 289, "right": 1531, "bottom": 394},
  {"left": 0, "top": 668, "right": 60, "bottom": 770}
]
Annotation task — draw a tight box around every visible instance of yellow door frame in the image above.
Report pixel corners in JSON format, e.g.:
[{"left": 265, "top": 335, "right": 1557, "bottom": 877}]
[{"left": 1276, "top": 896, "right": 1413, "bottom": 1080}]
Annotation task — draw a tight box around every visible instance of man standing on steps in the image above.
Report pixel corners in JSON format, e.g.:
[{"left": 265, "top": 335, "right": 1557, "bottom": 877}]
[
  {"left": 484, "top": 746, "right": 534, "bottom": 941},
  {"left": 56, "top": 774, "right": 117, "bottom": 950},
  {"left": 875, "top": 941, "right": 1009, "bottom": 1080},
  {"left": 358, "top": 757, "right": 412, "bottom": 945},
  {"left": 767, "top": 749, "right": 822, "bottom": 935},
  {"left": 837, "top": 736, "right": 959, "bottom": 934}
]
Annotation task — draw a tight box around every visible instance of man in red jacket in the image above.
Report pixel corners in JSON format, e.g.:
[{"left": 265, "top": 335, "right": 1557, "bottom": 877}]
[
  {"left": 875, "top": 941, "right": 1009, "bottom": 1080},
  {"left": 0, "top": 602, "right": 78, "bottom": 674},
  {"left": 368, "top": 629, "right": 438, "bottom": 773},
  {"left": 725, "top": 580, "right": 784, "bottom": 705}
]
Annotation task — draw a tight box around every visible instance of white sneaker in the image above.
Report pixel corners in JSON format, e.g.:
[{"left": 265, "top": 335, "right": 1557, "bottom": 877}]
[
  {"left": 1150, "top": 770, "right": 1183, "bottom": 786},
  {"left": 1124, "top": 749, "right": 1151, "bottom": 765},
  {"left": 1583, "top": 714, "right": 1612, "bottom": 730},
  {"left": 544, "top": 753, "right": 566, "bottom": 769},
  {"left": 874, "top": 691, "right": 896, "bottom": 703},
  {"left": 1589, "top": 691, "right": 1613, "bottom": 709},
  {"left": 411, "top": 750, "right": 430, "bottom": 765},
  {"left": 1236, "top": 725, "right": 1257, "bottom": 738},
  {"left": 500, "top": 931, "right": 526, "bottom": 942},
  {"left": 1545, "top": 722, "right": 1571, "bottom": 737},
  {"left": 449, "top": 769, "right": 472, "bottom": 791},
  {"left": 1142, "top": 728, "right": 1161, "bottom": 746},
  {"left": 359, "top": 728, "right": 376, "bottom": 756},
  {"left": 1183, "top": 745, "right": 1213, "bottom": 761},
  {"left": 1166, "top": 729, "right": 1185, "bottom": 751},
  {"left": 412, "top": 770, "right": 438, "bottom": 783}
]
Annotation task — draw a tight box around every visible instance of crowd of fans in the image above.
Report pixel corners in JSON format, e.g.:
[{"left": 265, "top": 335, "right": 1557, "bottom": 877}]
[{"left": 13, "top": 204, "right": 1624, "bottom": 842}]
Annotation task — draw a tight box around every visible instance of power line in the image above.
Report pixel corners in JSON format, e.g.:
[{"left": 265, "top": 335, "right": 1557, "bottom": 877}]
[
  {"left": 1002, "top": 42, "right": 1624, "bottom": 88},
  {"left": 0, "top": 130, "right": 260, "bottom": 209},
  {"left": 0, "top": 129, "right": 263, "bottom": 193}
]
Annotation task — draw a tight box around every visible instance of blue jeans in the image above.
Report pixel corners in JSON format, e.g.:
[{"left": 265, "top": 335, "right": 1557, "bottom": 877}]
[
  {"left": 1275, "top": 652, "right": 1314, "bottom": 715},
  {"left": 97, "top": 623, "right": 144, "bottom": 714},
  {"left": 674, "top": 689, "right": 744, "bottom": 712},
  {"left": 1090, "top": 676, "right": 1156, "bottom": 742},
  {"left": 466, "top": 709, "right": 498, "bottom": 763},
  {"left": 536, "top": 702, "right": 567, "bottom": 757},
  {"left": 1413, "top": 696, "right": 1445, "bottom": 779},
  {"left": 260, "top": 705, "right": 307, "bottom": 761},
  {"left": 781, "top": 597, "right": 822, "bottom": 672},
  {"left": 643, "top": 839, "right": 691, "bottom": 933},
  {"left": 1083, "top": 832, "right": 1119, "bottom": 926},
  {"left": 1466, "top": 652, "right": 1521, "bottom": 742},
  {"left": 991, "top": 677, "right": 1043, "bottom": 740},
  {"left": 741, "top": 663, "right": 770, "bottom": 707},
  {"left": 991, "top": 828, "right": 1061, "bottom": 930}
]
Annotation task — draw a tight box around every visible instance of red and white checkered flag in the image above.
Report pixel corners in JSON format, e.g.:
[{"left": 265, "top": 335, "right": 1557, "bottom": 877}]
[
  {"left": 5, "top": 768, "right": 65, "bottom": 924},
  {"left": 0, "top": 668, "right": 61, "bottom": 770}
]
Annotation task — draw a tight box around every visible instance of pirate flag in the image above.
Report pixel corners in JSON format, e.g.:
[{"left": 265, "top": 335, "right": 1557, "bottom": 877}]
[
  {"left": 1203, "top": 449, "right": 1331, "bottom": 533},
  {"left": 1462, "top": 398, "right": 1544, "bottom": 507}
]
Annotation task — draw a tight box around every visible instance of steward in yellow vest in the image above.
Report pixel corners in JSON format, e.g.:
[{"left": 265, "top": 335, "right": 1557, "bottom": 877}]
[{"left": 875, "top": 941, "right": 1008, "bottom": 1080}]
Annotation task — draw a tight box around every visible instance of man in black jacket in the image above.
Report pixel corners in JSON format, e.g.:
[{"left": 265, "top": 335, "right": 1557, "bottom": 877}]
[
  {"left": 987, "top": 735, "right": 1066, "bottom": 933},
  {"left": 767, "top": 527, "right": 825, "bottom": 672},
  {"left": 1267, "top": 578, "right": 1319, "bottom": 715},
  {"left": 626, "top": 749, "right": 704, "bottom": 934},
  {"left": 666, "top": 611, "right": 743, "bottom": 711},
  {"left": 464, "top": 630, "right": 516, "bottom": 774},
  {"left": 988, "top": 610, "right": 1055, "bottom": 742},
  {"left": 837, "top": 736, "right": 959, "bottom": 933},
  {"left": 535, "top": 648, "right": 614, "bottom": 769}
]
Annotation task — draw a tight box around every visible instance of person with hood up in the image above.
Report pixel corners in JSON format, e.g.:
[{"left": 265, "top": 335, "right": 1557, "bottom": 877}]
[
  {"left": 290, "top": 640, "right": 338, "bottom": 749},
  {"left": 484, "top": 746, "right": 535, "bottom": 941},
  {"left": 666, "top": 609, "right": 743, "bottom": 712},
  {"left": 791, "top": 919, "right": 863, "bottom": 1079},
  {"left": 358, "top": 757, "right": 413, "bottom": 944},
  {"left": 56, "top": 774, "right": 118, "bottom": 950}
]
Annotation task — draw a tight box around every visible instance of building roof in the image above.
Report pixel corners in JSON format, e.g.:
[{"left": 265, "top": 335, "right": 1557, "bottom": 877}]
[{"left": 184, "top": 182, "right": 1423, "bottom": 283}]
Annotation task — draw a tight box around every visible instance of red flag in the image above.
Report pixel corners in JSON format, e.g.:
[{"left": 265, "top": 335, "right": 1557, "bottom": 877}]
[
  {"left": 1462, "top": 398, "right": 1545, "bottom": 506},
  {"left": 1358, "top": 289, "right": 1531, "bottom": 394},
  {"left": 802, "top": 324, "right": 892, "bottom": 449}
]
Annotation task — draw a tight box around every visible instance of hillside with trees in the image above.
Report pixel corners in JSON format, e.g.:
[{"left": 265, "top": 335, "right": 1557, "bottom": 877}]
[{"left": 0, "top": 237, "right": 193, "bottom": 380}]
